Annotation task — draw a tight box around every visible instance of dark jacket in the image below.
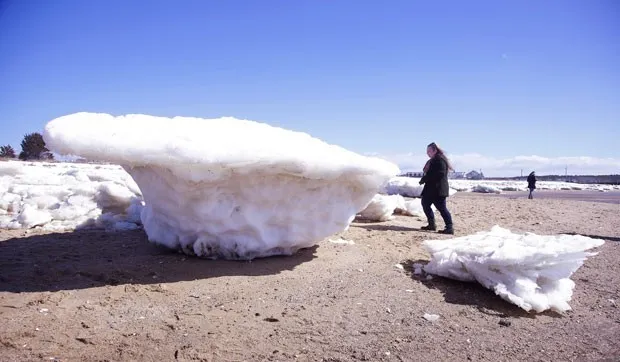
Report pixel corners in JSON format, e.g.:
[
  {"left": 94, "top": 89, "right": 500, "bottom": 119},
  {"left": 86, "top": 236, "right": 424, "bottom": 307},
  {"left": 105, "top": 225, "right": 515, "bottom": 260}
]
[
  {"left": 527, "top": 174, "right": 536, "bottom": 189},
  {"left": 419, "top": 156, "right": 450, "bottom": 198}
]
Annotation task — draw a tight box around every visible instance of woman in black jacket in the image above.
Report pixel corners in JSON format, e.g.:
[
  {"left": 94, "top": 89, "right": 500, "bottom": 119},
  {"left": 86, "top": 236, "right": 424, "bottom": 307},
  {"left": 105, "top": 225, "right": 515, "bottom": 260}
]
[
  {"left": 527, "top": 171, "right": 536, "bottom": 199},
  {"left": 419, "top": 142, "right": 454, "bottom": 234}
]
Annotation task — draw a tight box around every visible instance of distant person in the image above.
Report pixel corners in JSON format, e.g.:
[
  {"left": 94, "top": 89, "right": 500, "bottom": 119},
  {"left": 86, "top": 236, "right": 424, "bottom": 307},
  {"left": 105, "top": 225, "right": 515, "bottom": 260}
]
[
  {"left": 527, "top": 171, "right": 536, "bottom": 199},
  {"left": 419, "top": 142, "right": 454, "bottom": 234}
]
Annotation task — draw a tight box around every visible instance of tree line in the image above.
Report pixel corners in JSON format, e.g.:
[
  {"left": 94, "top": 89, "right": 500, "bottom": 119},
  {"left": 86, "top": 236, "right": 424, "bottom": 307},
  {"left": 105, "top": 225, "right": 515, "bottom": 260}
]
[{"left": 0, "top": 133, "right": 54, "bottom": 161}]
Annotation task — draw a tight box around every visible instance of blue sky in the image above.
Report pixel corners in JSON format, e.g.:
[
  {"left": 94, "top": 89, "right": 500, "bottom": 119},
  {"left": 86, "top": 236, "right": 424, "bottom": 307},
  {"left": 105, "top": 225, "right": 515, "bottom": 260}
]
[{"left": 0, "top": 0, "right": 618, "bottom": 176}]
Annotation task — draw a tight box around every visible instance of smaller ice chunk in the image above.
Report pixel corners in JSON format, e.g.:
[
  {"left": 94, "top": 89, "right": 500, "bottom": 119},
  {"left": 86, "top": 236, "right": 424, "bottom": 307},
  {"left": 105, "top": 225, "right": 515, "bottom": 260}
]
[
  {"left": 471, "top": 184, "right": 501, "bottom": 194},
  {"left": 423, "top": 226, "right": 605, "bottom": 313},
  {"left": 96, "top": 181, "right": 137, "bottom": 211},
  {"left": 358, "top": 194, "right": 405, "bottom": 221},
  {"left": 328, "top": 238, "right": 355, "bottom": 245},
  {"left": 399, "top": 198, "right": 425, "bottom": 217},
  {"left": 383, "top": 177, "right": 424, "bottom": 197},
  {"left": 16, "top": 204, "right": 53, "bottom": 228},
  {"left": 23, "top": 195, "right": 60, "bottom": 210}
]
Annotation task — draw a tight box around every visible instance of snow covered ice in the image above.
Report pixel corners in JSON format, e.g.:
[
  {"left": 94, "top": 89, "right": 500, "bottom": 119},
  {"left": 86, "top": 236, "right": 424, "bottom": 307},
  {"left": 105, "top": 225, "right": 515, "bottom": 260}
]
[
  {"left": 42, "top": 112, "right": 399, "bottom": 259},
  {"left": 357, "top": 194, "right": 425, "bottom": 221},
  {"left": 423, "top": 226, "right": 605, "bottom": 313},
  {"left": 383, "top": 176, "right": 618, "bottom": 196},
  {"left": 0, "top": 161, "right": 143, "bottom": 231},
  {"left": 447, "top": 179, "right": 619, "bottom": 193},
  {"left": 470, "top": 184, "right": 502, "bottom": 194},
  {"left": 383, "top": 176, "right": 458, "bottom": 197},
  {"left": 383, "top": 177, "right": 425, "bottom": 197}
]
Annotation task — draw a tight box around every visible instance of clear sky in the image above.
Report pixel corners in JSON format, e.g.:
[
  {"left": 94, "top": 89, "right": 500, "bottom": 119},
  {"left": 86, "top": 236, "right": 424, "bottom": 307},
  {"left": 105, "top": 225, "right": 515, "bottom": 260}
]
[{"left": 1, "top": 0, "right": 618, "bottom": 176}]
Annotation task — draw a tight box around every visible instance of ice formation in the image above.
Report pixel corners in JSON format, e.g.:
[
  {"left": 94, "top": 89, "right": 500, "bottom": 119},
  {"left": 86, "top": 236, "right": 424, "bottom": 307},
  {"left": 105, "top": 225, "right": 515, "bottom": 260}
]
[
  {"left": 447, "top": 179, "right": 619, "bottom": 193},
  {"left": 2, "top": 161, "right": 616, "bottom": 234},
  {"left": 0, "top": 161, "right": 143, "bottom": 231},
  {"left": 43, "top": 112, "right": 399, "bottom": 259},
  {"left": 423, "top": 226, "right": 605, "bottom": 313},
  {"left": 383, "top": 176, "right": 425, "bottom": 197},
  {"left": 358, "top": 194, "right": 425, "bottom": 221},
  {"left": 384, "top": 176, "right": 458, "bottom": 197},
  {"left": 471, "top": 184, "right": 502, "bottom": 194}
]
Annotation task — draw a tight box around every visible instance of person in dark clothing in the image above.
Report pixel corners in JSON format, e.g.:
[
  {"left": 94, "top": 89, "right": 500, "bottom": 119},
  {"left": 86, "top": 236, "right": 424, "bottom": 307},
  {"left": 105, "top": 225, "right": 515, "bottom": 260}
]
[
  {"left": 527, "top": 171, "right": 536, "bottom": 199},
  {"left": 418, "top": 142, "right": 454, "bottom": 234}
]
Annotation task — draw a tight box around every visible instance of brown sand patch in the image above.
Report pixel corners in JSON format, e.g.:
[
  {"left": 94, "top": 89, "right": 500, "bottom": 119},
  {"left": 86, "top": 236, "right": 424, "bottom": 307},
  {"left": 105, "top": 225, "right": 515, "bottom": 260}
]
[{"left": 1, "top": 193, "right": 618, "bottom": 361}]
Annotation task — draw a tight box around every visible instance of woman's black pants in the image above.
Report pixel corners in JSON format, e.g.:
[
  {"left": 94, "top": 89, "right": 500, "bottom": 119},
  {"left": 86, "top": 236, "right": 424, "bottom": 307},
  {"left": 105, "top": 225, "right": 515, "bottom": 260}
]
[{"left": 421, "top": 195, "right": 453, "bottom": 228}]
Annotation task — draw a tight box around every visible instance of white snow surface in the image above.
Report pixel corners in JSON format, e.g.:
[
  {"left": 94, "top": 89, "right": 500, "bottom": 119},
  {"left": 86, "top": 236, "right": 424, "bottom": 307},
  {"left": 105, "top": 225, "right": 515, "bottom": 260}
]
[
  {"left": 423, "top": 226, "right": 605, "bottom": 313},
  {"left": 398, "top": 198, "right": 426, "bottom": 217},
  {"left": 385, "top": 177, "right": 618, "bottom": 196},
  {"left": 383, "top": 176, "right": 458, "bottom": 197},
  {"left": 357, "top": 194, "right": 403, "bottom": 221},
  {"left": 448, "top": 179, "right": 619, "bottom": 193},
  {"left": 4, "top": 160, "right": 614, "bottom": 232},
  {"left": 470, "top": 184, "right": 502, "bottom": 194},
  {"left": 383, "top": 177, "right": 425, "bottom": 197},
  {"left": 358, "top": 194, "right": 425, "bottom": 221},
  {"left": 42, "top": 112, "right": 400, "bottom": 259},
  {"left": 44, "top": 113, "right": 397, "bottom": 181},
  {"left": 0, "top": 161, "right": 143, "bottom": 231}
]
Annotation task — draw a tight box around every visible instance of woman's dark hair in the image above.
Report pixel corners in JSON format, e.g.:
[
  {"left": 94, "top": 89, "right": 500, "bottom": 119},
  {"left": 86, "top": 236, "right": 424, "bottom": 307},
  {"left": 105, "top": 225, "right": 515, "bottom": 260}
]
[{"left": 428, "top": 142, "right": 454, "bottom": 171}]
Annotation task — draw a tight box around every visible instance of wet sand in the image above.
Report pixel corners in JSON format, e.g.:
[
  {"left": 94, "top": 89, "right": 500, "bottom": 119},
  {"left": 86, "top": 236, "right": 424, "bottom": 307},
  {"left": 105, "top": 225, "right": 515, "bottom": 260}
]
[{"left": 470, "top": 190, "right": 620, "bottom": 204}]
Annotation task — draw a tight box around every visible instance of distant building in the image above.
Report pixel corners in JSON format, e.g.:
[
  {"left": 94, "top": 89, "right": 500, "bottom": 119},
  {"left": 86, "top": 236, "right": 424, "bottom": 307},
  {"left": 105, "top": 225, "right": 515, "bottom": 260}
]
[
  {"left": 466, "top": 170, "right": 484, "bottom": 180},
  {"left": 400, "top": 171, "right": 466, "bottom": 179},
  {"left": 449, "top": 171, "right": 465, "bottom": 179},
  {"left": 400, "top": 171, "right": 424, "bottom": 178}
]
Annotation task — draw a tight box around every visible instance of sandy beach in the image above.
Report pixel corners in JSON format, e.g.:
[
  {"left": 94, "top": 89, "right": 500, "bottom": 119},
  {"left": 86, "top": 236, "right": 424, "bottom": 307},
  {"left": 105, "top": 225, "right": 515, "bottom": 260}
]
[
  {"left": 1, "top": 191, "right": 619, "bottom": 361},
  {"left": 479, "top": 189, "right": 620, "bottom": 205}
]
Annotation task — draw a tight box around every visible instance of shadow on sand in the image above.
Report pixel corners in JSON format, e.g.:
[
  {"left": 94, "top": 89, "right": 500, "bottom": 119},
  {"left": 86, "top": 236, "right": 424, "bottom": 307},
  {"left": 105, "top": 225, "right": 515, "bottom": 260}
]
[
  {"left": 0, "top": 230, "right": 318, "bottom": 293},
  {"left": 401, "top": 259, "right": 563, "bottom": 319},
  {"left": 560, "top": 232, "right": 620, "bottom": 243},
  {"left": 350, "top": 222, "right": 421, "bottom": 232}
]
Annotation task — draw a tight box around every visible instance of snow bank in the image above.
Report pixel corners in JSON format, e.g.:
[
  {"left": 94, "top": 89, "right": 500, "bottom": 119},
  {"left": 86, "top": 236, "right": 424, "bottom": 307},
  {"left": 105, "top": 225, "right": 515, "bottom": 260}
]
[
  {"left": 384, "top": 176, "right": 617, "bottom": 197},
  {"left": 0, "top": 161, "right": 143, "bottom": 231},
  {"left": 383, "top": 177, "right": 424, "bottom": 197},
  {"left": 358, "top": 194, "right": 426, "bottom": 222},
  {"left": 398, "top": 198, "right": 426, "bottom": 217},
  {"left": 448, "top": 179, "right": 618, "bottom": 193},
  {"left": 423, "top": 226, "right": 605, "bottom": 313},
  {"left": 43, "top": 112, "right": 399, "bottom": 259},
  {"left": 383, "top": 176, "right": 458, "bottom": 198},
  {"left": 357, "top": 194, "right": 402, "bottom": 221},
  {"left": 471, "top": 184, "right": 502, "bottom": 194}
]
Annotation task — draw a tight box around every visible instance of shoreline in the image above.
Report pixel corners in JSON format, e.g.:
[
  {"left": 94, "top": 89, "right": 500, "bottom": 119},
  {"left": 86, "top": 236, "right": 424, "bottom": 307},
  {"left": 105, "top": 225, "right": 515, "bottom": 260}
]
[{"left": 457, "top": 189, "right": 620, "bottom": 204}]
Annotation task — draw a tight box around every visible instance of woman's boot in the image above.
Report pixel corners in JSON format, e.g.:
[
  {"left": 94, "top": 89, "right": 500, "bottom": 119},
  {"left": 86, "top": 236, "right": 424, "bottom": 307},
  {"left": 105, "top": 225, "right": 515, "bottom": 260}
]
[{"left": 438, "top": 225, "right": 454, "bottom": 234}]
